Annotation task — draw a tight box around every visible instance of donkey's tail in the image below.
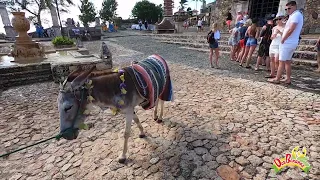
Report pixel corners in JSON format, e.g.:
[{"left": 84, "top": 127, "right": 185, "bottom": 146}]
[{"left": 151, "top": 54, "right": 174, "bottom": 102}]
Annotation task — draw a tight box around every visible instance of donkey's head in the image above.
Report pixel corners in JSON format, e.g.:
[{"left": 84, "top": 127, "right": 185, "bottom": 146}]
[{"left": 57, "top": 67, "right": 95, "bottom": 140}]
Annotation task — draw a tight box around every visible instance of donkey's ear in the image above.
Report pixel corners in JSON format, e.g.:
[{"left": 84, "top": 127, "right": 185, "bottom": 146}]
[
  {"left": 67, "top": 67, "right": 83, "bottom": 82},
  {"left": 71, "top": 66, "right": 95, "bottom": 90}
]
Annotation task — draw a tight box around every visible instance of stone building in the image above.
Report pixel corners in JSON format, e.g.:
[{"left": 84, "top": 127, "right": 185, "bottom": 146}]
[{"left": 207, "top": 0, "right": 320, "bottom": 34}]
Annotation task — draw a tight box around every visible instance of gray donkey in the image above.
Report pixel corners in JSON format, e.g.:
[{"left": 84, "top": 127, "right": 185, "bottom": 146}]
[{"left": 57, "top": 54, "right": 173, "bottom": 163}]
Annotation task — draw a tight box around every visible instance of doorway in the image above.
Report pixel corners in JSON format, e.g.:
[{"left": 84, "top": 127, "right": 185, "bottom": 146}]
[{"left": 249, "top": 0, "right": 280, "bottom": 19}]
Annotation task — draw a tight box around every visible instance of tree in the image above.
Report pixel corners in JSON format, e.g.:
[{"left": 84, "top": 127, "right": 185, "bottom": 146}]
[
  {"left": 179, "top": 0, "right": 188, "bottom": 10},
  {"left": 187, "top": 7, "right": 192, "bottom": 16},
  {"left": 100, "top": 0, "right": 118, "bottom": 21},
  {"left": 131, "top": 0, "right": 163, "bottom": 23},
  {"left": 79, "top": 0, "right": 97, "bottom": 27},
  {"left": 8, "top": 0, "right": 73, "bottom": 27}
]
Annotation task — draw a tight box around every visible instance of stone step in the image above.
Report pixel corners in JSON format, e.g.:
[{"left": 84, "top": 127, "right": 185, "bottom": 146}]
[
  {"left": 178, "top": 46, "right": 318, "bottom": 67},
  {"left": 0, "top": 63, "right": 53, "bottom": 89},
  {"left": 154, "top": 37, "right": 318, "bottom": 52},
  {"left": 0, "top": 68, "right": 52, "bottom": 79},
  {"left": 150, "top": 34, "right": 318, "bottom": 45},
  {"left": 0, "top": 74, "right": 53, "bottom": 89},
  {"left": 0, "top": 63, "right": 52, "bottom": 74},
  {"left": 159, "top": 40, "right": 318, "bottom": 60}
]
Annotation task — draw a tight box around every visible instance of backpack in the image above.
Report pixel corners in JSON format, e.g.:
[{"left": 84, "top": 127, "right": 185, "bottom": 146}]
[{"left": 207, "top": 30, "right": 216, "bottom": 44}]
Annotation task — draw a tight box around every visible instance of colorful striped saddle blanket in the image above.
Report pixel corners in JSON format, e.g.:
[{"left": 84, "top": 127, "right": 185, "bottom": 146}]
[{"left": 125, "top": 54, "right": 173, "bottom": 110}]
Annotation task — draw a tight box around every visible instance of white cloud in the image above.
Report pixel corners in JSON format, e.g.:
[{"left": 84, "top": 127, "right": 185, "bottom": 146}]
[{"left": 0, "top": 0, "right": 210, "bottom": 34}]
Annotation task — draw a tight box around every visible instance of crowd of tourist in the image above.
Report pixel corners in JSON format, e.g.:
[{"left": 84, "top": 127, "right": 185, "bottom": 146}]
[{"left": 207, "top": 1, "right": 319, "bottom": 85}]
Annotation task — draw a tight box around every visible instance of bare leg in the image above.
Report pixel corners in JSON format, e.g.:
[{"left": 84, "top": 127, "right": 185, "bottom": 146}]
[
  {"left": 119, "top": 108, "right": 134, "bottom": 163},
  {"left": 245, "top": 46, "right": 257, "bottom": 67},
  {"left": 237, "top": 47, "right": 244, "bottom": 62},
  {"left": 269, "top": 56, "right": 276, "bottom": 77},
  {"left": 275, "top": 54, "right": 279, "bottom": 71},
  {"left": 283, "top": 61, "right": 292, "bottom": 83},
  {"left": 157, "top": 99, "right": 165, "bottom": 123},
  {"left": 209, "top": 48, "right": 214, "bottom": 67},
  {"left": 230, "top": 45, "right": 234, "bottom": 60},
  {"left": 133, "top": 112, "right": 145, "bottom": 138},
  {"left": 215, "top": 48, "right": 220, "bottom": 68},
  {"left": 269, "top": 60, "right": 285, "bottom": 82},
  {"left": 241, "top": 46, "right": 250, "bottom": 65},
  {"left": 255, "top": 56, "right": 262, "bottom": 70},
  {"left": 265, "top": 56, "right": 270, "bottom": 71}
]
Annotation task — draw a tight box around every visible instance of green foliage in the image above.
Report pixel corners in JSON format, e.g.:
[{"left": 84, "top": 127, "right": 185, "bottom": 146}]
[
  {"left": 52, "top": 36, "right": 74, "bottom": 46},
  {"left": 79, "top": 0, "right": 97, "bottom": 27},
  {"left": 8, "top": 0, "right": 74, "bottom": 26},
  {"left": 100, "top": 0, "right": 118, "bottom": 21},
  {"left": 131, "top": 0, "right": 163, "bottom": 23},
  {"left": 179, "top": 0, "right": 188, "bottom": 10},
  {"left": 187, "top": 7, "right": 192, "bottom": 16}
]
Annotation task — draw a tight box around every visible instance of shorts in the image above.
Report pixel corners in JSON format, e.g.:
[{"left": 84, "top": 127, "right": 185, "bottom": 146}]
[
  {"left": 257, "top": 43, "right": 270, "bottom": 57},
  {"left": 279, "top": 43, "right": 297, "bottom": 61},
  {"left": 226, "top": 20, "right": 232, "bottom": 26},
  {"left": 246, "top": 37, "right": 257, "bottom": 46},
  {"left": 197, "top": 26, "right": 202, "bottom": 29},
  {"left": 239, "top": 39, "right": 245, "bottom": 48},
  {"left": 209, "top": 41, "right": 219, "bottom": 49},
  {"left": 269, "top": 45, "right": 280, "bottom": 57}
]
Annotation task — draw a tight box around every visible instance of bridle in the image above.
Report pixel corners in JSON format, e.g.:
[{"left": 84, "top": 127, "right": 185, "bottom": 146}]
[{"left": 59, "top": 79, "right": 87, "bottom": 137}]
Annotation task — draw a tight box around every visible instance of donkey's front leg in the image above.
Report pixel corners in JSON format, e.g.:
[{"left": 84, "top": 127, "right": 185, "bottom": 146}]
[
  {"left": 153, "top": 98, "right": 159, "bottom": 121},
  {"left": 119, "top": 108, "right": 134, "bottom": 163},
  {"left": 133, "top": 111, "right": 146, "bottom": 138},
  {"left": 157, "top": 99, "right": 165, "bottom": 123}
]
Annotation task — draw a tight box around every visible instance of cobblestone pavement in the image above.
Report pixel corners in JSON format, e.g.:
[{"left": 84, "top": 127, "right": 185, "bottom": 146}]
[{"left": 1, "top": 32, "right": 320, "bottom": 180}]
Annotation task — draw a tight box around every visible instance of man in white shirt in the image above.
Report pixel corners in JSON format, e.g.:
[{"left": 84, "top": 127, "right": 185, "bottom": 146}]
[
  {"left": 268, "top": 1, "right": 303, "bottom": 85},
  {"left": 197, "top": 19, "right": 202, "bottom": 32}
]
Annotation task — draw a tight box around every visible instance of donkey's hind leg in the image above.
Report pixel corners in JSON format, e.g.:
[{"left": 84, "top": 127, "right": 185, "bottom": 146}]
[
  {"left": 153, "top": 98, "right": 159, "bottom": 121},
  {"left": 157, "top": 99, "right": 165, "bottom": 123},
  {"left": 119, "top": 108, "right": 134, "bottom": 164},
  {"left": 133, "top": 111, "right": 146, "bottom": 138}
]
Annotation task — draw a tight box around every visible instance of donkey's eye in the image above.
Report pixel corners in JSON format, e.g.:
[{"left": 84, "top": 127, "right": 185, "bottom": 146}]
[{"left": 64, "top": 106, "right": 73, "bottom": 112}]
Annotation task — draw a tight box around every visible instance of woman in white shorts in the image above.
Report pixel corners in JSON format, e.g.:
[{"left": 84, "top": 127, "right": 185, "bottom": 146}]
[{"left": 266, "top": 14, "right": 285, "bottom": 78}]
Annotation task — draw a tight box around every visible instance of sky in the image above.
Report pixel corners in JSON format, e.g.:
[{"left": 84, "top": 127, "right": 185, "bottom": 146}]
[{"left": 0, "top": 0, "right": 215, "bottom": 34}]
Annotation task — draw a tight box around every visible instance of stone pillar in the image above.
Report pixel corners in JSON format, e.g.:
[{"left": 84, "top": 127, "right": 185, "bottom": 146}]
[
  {"left": 50, "top": 5, "right": 61, "bottom": 36},
  {"left": 0, "top": 3, "right": 15, "bottom": 39},
  {"left": 163, "top": 0, "right": 173, "bottom": 17}
]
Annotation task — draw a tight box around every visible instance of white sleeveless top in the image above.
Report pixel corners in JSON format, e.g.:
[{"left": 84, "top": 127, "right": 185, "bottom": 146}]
[{"left": 270, "top": 27, "right": 283, "bottom": 46}]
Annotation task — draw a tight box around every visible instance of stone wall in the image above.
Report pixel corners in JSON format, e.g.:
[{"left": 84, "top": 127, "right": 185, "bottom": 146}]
[
  {"left": 211, "top": 0, "right": 233, "bottom": 29},
  {"left": 303, "top": 0, "right": 320, "bottom": 34}
]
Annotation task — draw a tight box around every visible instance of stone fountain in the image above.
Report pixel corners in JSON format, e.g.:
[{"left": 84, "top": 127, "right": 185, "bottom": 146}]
[{"left": 10, "top": 12, "right": 46, "bottom": 63}]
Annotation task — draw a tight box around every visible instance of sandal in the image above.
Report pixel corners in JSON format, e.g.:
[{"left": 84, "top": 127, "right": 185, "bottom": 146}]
[
  {"left": 265, "top": 75, "right": 275, "bottom": 78},
  {"left": 267, "top": 79, "right": 280, "bottom": 84},
  {"left": 245, "top": 66, "right": 251, "bottom": 69},
  {"left": 254, "top": 67, "right": 259, "bottom": 71}
]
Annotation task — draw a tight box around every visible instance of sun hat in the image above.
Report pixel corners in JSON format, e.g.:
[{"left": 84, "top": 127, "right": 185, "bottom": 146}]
[{"left": 274, "top": 12, "right": 285, "bottom": 20}]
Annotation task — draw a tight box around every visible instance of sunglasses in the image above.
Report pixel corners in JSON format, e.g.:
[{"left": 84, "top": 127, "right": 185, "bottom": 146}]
[{"left": 285, "top": 7, "right": 291, "bottom": 11}]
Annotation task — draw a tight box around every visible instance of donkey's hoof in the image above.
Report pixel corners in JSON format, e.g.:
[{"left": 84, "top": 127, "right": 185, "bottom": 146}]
[
  {"left": 139, "top": 134, "right": 146, "bottom": 138},
  {"left": 156, "top": 119, "right": 163, "bottom": 123},
  {"left": 154, "top": 117, "right": 158, "bottom": 121},
  {"left": 118, "top": 158, "right": 126, "bottom": 164}
]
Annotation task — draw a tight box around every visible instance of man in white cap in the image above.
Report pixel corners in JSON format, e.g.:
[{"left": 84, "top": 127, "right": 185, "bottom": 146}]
[{"left": 268, "top": 1, "right": 303, "bottom": 85}]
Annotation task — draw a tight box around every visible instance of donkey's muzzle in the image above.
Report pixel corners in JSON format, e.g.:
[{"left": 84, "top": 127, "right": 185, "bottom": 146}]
[{"left": 61, "top": 128, "right": 79, "bottom": 140}]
